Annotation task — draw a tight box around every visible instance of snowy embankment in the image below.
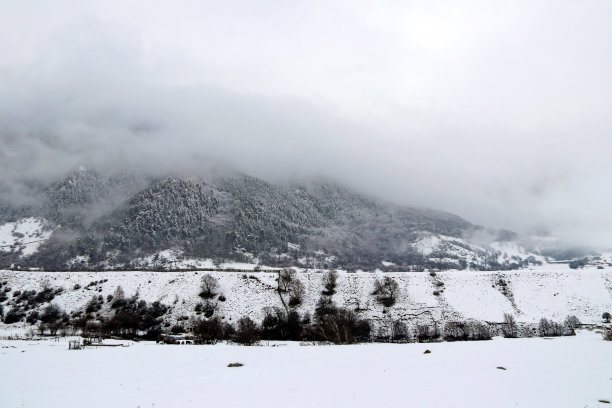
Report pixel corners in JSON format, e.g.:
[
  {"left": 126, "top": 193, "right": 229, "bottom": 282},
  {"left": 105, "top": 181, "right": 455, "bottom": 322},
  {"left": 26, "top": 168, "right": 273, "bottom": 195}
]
[
  {"left": 0, "top": 330, "right": 610, "bottom": 408},
  {"left": 1, "top": 265, "right": 611, "bottom": 331}
]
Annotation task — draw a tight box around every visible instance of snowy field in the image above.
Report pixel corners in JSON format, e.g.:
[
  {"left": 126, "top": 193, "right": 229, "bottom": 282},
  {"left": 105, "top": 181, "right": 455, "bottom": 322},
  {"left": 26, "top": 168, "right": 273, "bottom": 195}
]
[{"left": 0, "top": 330, "right": 610, "bottom": 408}]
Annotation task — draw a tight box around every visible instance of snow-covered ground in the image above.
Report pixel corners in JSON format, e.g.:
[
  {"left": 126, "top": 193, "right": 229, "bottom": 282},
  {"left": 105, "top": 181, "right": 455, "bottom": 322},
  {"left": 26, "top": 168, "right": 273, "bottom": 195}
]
[{"left": 0, "top": 330, "right": 610, "bottom": 408}]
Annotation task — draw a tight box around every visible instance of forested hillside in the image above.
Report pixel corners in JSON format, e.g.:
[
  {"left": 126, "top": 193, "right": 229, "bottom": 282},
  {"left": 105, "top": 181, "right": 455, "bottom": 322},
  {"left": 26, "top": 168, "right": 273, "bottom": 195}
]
[{"left": 0, "top": 168, "right": 541, "bottom": 271}]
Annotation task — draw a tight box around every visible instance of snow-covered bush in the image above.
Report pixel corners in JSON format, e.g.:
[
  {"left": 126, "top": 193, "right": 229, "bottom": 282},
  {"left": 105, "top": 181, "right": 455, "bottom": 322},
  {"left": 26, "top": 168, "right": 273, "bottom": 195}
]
[{"left": 564, "top": 315, "right": 581, "bottom": 329}]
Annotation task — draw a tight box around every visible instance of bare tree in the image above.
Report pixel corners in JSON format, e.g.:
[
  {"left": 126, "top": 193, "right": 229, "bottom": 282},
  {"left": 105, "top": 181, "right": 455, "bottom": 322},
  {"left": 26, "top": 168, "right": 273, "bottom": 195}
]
[
  {"left": 199, "top": 274, "right": 219, "bottom": 299},
  {"left": 322, "top": 270, "right": 338, "bottom": 296},
  {"left": 278, "top": 268, "right": 296, "bottom": 292},
  {"left": 371, "top": 276, "right": 399, "bottom": 307},
  {"left": 502, "top": 313, "right": 518, "bottom": 338}
]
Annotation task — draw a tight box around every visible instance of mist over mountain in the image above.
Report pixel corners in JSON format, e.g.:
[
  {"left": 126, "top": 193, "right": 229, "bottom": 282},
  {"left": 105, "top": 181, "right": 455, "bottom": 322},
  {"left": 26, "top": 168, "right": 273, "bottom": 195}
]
[{"left": 0, "top": 167, "right": 552, "bottom": 271}]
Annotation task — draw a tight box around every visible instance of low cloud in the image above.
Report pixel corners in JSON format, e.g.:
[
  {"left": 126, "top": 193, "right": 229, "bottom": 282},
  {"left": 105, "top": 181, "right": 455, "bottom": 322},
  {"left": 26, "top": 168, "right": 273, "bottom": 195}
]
[{"left": 1, "top": 0, "right": 612, "bottom": 248}]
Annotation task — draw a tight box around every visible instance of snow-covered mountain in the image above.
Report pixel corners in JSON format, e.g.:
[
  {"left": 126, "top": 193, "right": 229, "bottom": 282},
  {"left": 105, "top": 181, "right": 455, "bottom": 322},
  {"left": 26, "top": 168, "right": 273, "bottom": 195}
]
[{"left": 0, "top": 168, "right": 556, "bottom": 271}]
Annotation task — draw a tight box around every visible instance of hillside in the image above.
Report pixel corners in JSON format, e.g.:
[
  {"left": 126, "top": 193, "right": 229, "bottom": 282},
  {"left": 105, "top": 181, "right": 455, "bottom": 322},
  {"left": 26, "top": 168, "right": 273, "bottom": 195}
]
[{"left": 1, "top": 265, "right": 610, "bottom": 335}]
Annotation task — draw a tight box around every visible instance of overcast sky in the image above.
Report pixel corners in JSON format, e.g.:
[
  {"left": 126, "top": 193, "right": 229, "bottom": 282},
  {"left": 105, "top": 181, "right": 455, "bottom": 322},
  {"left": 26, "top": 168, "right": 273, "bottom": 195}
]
[{"left": 1, "top": 0, "right": 612, "bottom": 247}]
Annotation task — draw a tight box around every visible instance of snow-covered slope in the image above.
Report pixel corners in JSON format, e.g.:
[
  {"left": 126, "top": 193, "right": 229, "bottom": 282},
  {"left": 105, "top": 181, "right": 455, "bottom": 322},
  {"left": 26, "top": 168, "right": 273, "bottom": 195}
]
[
  {"left": 1, "top": 266, "right": 610, "bottom": 331},
  {"left": 0, "top": 218, "right": 52, "bottom": 257}
]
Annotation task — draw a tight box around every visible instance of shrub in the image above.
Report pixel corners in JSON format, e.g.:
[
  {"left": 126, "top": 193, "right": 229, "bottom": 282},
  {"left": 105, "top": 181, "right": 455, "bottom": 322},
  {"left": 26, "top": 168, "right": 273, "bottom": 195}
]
[
  {"left": 603, "top": 312, "right": 611, "bottom": 323},
  {"left": 192, "top": 317, "right": 225, "bottom": 344},
  {"left": 4, "top": 307, "right": 26, "bottom": 324},
  {"left": 33, "top": 287, "right": 58, "bottom": 304},
  {"left": 538, "top": 318, "right": 568, "bottom": 337},
  {"left": 40, "top": 303, "right": 65, "bottom": 325},
  {"left": 391, "top": 320, "right": 409, "bottom": 342},
  {"left": 195, "top": 300, "right": 217, "bottom": 318},
  {"left": 569, "top": 258, "right": 588, "bottom": 269},
  {"left": 73, "top": 284, "right": 81, "bottom": 290},
  {"left": 468, "top": 322, "right": 491, "bottom": 340},
  {"left": 288, "top": 295, "right": 301, "bottom": 308},
  {"left": 444, "top": 321, "right": 468, "bottom": 341},
  {"left": 26, "top": 311, "right": 40, "bottom": 324},
  {"left": 416, "top": 324, "right": 440, "bottom": 342},
  {"left": 603, "top": 328, "right": 612, "bottom": 341},
  {"left": 85, "top": 296, "right": 103, "bottom": 314},
  {"left": 314, "top": 296, "right": 336, "bottom": 320},
  {"left": 170, "top": 324, "right": 185, "bottom": 334},
  {"left": 261, "top": 307, "right": 304, "bottom": 341},
  {"left": 103, "top": 295, "right": 168, "bottom": 339}
]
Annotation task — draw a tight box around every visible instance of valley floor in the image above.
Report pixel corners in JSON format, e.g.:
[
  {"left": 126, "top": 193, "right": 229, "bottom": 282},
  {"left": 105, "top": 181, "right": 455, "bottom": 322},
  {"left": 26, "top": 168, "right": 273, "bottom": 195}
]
[{"left": 0, "top": 330, "right": 610, "bottom": 408}]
